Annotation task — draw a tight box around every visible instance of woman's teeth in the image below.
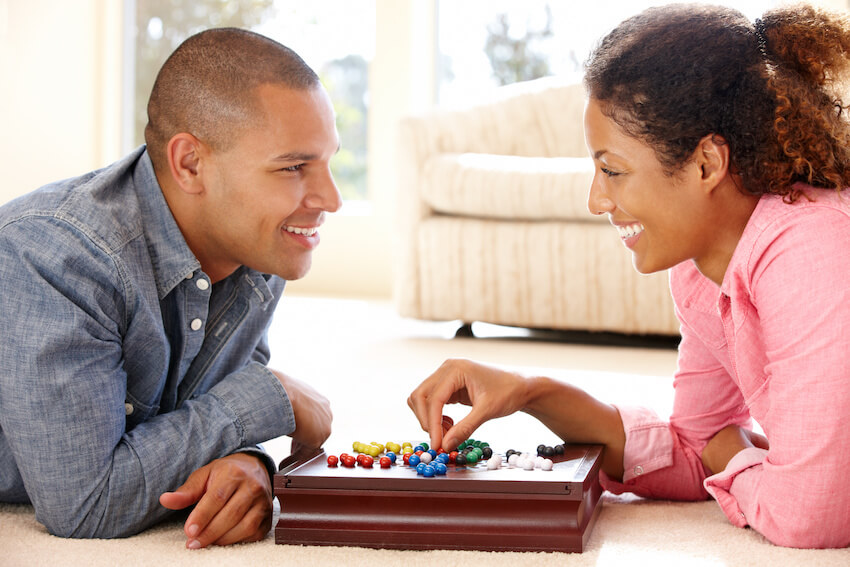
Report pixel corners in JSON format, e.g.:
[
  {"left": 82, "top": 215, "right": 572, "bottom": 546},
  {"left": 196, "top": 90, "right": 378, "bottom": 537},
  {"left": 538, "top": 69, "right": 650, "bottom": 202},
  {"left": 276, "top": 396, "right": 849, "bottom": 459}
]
[{"left": 616, "top": 223, "right": 644, "bottom": 239}]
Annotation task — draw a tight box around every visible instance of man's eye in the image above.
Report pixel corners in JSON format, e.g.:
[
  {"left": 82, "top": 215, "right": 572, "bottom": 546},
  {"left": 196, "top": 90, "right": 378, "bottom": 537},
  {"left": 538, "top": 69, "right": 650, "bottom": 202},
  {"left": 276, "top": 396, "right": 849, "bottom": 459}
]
[{"left": 281, "top": 164, "right": 304, "bottom": 172}]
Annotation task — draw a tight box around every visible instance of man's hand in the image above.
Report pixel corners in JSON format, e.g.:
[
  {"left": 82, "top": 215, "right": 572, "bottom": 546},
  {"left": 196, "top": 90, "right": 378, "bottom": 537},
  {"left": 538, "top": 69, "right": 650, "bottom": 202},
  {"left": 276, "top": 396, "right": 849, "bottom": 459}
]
[
  {"left": 271, "top": 370, "right": 332, "bottom": 450},
  {"left": 701, "top": 425, "right": 770, "bottom": 475},
  {"left": 159, "top": 453, "right": 272, "bottom": 549}
]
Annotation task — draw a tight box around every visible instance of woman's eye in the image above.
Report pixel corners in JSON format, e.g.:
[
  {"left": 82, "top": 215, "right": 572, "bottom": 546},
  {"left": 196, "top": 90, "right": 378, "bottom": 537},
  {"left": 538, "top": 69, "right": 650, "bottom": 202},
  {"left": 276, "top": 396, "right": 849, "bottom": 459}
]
[{"left": 601, "top": 167, "right": 621, "bottom": 177}]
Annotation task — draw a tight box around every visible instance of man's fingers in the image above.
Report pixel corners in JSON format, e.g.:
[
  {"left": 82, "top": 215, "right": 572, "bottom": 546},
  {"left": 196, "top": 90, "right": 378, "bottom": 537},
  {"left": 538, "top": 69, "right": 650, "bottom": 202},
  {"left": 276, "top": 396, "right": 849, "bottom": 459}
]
[
  {"left": 159, "top": 466, "right": 210, "bottom": 511},
  {"left": 183, "top": 474, "right": 240, "bottom": 545},
  {"left": 211, "top": 502, "right": 272, "bottom": 547},
  {"left": 177, "top": 454, "right": 273, "bottom": 549},
  {"left": 273, "top": 370, "right": 333, "bottom": 450},
  {"left": 290, "top": 439, "right": 306, "bottom": 455},
  {"left": 189, "top": 481, "right": 271, "bottom": 549}
]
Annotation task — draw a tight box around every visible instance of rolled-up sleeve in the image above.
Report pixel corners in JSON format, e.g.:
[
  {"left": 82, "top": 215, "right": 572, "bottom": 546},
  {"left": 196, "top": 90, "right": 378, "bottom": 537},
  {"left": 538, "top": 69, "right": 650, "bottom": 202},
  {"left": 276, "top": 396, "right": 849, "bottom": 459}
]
[
  {"left": 703, "top": 447, "right": 767, "bottom": 527},
  {"left": 600, "top": 405, "right": 719, "bottom": 502}
]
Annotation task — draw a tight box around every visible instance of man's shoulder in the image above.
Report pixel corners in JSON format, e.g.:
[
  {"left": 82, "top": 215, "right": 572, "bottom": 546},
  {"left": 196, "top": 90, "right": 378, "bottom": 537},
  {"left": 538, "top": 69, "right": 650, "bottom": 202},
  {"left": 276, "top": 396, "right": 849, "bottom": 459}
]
[{"left": 0, "top": 148, "right": 150, "bottom": 253}]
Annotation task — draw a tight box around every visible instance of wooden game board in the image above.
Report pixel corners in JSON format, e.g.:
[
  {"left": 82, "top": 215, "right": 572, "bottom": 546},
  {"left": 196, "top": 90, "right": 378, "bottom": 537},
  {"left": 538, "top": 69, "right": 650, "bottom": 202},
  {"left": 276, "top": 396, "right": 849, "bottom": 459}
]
[{"left": 274, "top": 444, "right": 603, "bottom": 552}]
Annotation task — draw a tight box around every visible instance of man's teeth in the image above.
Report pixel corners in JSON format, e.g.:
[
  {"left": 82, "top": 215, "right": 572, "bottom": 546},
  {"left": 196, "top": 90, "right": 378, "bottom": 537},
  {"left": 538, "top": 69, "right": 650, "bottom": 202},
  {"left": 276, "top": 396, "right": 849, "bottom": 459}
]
[
  {"left": 616, "top": 223, "right": 645, "bottom": 238},
  {"left": 284, "top": 225, "right": 318, "bottom": 236}
]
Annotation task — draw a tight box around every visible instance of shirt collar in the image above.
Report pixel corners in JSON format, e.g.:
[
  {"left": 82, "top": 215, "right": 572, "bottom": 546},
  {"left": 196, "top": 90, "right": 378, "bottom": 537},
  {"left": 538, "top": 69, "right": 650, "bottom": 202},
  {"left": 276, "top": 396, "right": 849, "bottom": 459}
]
[
  {"left": 133, "top": 147, "right": 202, "bottom": 300},
  {"left": 719, "top": 194, "right": 773, "bottom": 297}
]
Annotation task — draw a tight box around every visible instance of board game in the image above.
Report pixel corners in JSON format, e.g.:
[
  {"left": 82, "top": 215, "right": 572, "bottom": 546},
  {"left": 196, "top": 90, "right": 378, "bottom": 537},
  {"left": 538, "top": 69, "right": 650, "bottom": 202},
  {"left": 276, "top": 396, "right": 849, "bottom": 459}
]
[{"left": 274, "top": 443, "right": 603, "bottom": 553}]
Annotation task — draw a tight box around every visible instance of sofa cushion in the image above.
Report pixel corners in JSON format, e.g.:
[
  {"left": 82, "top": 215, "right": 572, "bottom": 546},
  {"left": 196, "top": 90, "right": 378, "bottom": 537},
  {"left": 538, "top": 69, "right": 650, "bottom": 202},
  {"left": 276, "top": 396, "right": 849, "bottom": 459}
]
[{"left": 419, "top": 153, "right": 602, "bottom": 222}]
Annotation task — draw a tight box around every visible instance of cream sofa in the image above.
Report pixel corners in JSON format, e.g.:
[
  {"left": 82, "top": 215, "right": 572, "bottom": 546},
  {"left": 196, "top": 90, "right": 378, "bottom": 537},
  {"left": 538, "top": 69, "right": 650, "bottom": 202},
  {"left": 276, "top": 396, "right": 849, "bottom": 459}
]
[{"left": 393, "top": 77, "right": 680, "bottom": 336}]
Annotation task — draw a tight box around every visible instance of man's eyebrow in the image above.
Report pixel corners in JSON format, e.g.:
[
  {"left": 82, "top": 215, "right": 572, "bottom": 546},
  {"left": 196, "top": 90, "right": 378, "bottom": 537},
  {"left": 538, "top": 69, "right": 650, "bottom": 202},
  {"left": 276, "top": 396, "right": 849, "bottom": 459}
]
[
  {"left": 270, "top": 152, "right": 318, "bottom": 162},
  {"left": 270, "top": 144, "right": 341, "bottom": 162}
]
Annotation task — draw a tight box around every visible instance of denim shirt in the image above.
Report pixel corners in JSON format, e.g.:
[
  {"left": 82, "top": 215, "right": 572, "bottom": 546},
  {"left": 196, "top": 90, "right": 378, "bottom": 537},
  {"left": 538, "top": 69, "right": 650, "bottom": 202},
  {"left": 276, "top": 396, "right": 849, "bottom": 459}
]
[{"left": 0, "top": 147, "right": 295, "bottom": 538}]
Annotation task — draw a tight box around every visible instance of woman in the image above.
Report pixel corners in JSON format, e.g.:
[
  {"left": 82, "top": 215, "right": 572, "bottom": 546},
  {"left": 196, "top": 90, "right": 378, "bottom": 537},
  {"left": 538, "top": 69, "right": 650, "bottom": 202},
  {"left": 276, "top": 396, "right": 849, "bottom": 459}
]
[{"left": 407, "top": 3, "right": 850, "bottom": 548}]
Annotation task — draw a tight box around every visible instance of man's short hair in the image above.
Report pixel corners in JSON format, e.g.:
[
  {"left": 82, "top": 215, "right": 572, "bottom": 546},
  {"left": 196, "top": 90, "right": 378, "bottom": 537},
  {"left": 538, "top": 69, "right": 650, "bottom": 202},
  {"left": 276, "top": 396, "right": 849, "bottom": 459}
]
[{"left": 144, "top": 27, "right": 320, "bottom": 171}]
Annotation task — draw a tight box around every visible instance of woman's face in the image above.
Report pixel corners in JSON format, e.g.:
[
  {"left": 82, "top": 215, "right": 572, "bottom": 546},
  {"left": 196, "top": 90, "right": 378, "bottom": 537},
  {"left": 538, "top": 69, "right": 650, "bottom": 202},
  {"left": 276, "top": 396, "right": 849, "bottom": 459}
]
[{"left": 583, "top": 97, "right": 713, "bottom": 275}]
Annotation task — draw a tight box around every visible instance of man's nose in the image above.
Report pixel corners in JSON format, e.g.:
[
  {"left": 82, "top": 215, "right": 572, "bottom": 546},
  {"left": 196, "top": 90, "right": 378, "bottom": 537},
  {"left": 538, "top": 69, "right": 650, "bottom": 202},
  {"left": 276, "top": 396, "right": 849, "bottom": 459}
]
[{"left": 306, "top": 167, "right": 342, "bottom": 212}]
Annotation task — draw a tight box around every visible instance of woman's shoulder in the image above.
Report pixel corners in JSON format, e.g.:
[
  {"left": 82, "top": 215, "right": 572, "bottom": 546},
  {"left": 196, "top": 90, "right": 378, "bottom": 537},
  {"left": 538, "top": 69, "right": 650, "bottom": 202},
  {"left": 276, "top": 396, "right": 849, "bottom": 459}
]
[
  {"left": 727, "top": 188, "right": 850, "bottom": 295},
  {"left": 745, "top": 188, "right": 850, "bottom": 251},
  {"left": 756, "top": 186, "right": 850, "bottom": 221}
]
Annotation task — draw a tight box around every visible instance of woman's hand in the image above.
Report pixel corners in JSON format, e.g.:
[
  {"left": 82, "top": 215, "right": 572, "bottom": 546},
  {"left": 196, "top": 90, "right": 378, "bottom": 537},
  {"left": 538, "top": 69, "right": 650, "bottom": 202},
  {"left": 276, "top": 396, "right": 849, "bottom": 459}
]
[
  {"left": 701, "top": 425, "right": 769, "bottom": 475},
  {"left": 407, "top": 358, "right": 529, "bottom": 451},
  {"left": 408, "top": 358, "right": 627, "bottom": 479}
]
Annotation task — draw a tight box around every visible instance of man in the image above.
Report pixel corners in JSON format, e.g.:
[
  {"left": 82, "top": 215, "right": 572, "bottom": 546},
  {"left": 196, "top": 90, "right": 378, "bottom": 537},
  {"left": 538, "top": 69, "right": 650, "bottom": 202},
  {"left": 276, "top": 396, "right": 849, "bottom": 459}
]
[{"left": 0, "top": 28, "right": 339, "bottom": 549}]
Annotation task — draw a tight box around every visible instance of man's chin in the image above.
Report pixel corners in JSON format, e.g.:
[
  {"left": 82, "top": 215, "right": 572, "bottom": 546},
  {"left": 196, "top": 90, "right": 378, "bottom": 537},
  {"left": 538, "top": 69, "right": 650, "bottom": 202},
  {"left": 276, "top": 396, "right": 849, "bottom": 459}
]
[{"left": 275, "top": 260, "right": 312, "bottom": 281}]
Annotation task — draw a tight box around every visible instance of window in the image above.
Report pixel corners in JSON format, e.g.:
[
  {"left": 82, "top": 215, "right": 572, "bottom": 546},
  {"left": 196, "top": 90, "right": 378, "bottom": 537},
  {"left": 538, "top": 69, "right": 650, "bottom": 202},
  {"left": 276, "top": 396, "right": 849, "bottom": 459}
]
[
  {"left": 437, "top": 0, "right": 773, "bottom": 106},
  {"left": 132, "top": 0, "right": 374, "bottom": 201}
]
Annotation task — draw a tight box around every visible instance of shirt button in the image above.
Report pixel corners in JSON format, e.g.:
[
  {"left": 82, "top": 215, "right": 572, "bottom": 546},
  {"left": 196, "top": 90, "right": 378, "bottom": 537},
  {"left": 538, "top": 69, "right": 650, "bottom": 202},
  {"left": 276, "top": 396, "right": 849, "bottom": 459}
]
[
  {"left": 124, "top": 403, "right": 134, "bottom": 416},
  {"left": 190, "top": 318, "right": 203, "bottom": 331},
  {"left": 196, "top": 278, "right": 209, "bottom": 291},
  {"left": 185, "top": 272, "right": 194, "bottom": 280},
  {"left": 633, "top": 465, "right": 644, "bottom": 476}
]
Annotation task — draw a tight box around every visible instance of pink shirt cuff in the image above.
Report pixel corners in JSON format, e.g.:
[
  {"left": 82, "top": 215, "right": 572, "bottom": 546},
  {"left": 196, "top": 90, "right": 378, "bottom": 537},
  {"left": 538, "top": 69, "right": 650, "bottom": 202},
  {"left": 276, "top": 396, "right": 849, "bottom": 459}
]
[
  {"left": 601, "top": 405, "right": 674, "bottom": 491},
  {"left": 619, "top": 405, "right": 674, "bottom": 481},
  {"left": 703, "top": 447, "right": 768, "bottom": 527}
]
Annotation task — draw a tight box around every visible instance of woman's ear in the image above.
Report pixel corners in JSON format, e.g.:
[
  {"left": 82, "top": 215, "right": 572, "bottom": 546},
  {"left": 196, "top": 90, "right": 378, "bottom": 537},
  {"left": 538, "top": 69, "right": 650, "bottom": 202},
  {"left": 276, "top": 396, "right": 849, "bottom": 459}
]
[
  {"left": 165, "top": 133, "right": 206, "bottom": 195},
  {"left": 696, "top": 133, "right": 731, "bottom": 192}
]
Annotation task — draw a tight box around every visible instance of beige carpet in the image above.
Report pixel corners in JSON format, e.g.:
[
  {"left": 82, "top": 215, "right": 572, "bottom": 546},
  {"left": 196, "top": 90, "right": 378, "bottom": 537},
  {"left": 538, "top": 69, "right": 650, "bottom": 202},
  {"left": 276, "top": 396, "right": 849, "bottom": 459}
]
[
  {"left": 2, "top": 296, "right": 848, "bottom": 566},
  {"left": 4, "top": 494, "right": 848, "bottom": 566}
]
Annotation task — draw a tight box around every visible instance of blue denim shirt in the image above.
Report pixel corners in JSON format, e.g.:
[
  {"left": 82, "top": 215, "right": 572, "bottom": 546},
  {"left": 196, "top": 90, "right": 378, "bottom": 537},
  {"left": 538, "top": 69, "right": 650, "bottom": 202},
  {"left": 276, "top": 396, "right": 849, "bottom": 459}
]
[{"left": 0, "top": 147, "right": 295, "bottom": 538}]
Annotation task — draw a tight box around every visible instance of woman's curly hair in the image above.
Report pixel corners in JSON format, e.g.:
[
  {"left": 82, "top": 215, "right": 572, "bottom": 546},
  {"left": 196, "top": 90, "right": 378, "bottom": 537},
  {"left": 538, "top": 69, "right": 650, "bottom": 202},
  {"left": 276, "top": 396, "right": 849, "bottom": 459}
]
[{"left": 584, "top": 3, "right": 850, "bottom": 201}]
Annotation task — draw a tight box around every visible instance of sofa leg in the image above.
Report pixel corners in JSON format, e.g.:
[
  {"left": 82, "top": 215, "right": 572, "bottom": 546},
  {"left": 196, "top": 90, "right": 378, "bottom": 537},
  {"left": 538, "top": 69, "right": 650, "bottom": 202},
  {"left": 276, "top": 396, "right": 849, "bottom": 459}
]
[{"left": 455, "top": 322, "right": 474, "bottom": 338}]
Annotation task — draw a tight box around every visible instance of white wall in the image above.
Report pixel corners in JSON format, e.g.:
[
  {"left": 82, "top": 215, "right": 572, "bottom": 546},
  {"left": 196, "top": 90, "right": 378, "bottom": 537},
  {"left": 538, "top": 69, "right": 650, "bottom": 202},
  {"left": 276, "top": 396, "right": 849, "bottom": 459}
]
[
  {"left": 0, "top": 0, "right": 124, "bottom": 203},
  {"left": 2, "top": 0, "right": 847, "bottom": 298}
]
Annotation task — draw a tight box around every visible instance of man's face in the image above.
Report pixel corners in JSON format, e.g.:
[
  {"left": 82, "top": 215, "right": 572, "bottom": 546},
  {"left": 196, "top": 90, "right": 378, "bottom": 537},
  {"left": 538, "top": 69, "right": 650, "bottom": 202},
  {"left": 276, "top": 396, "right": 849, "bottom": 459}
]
[{"left": 196, "top": 83, "right": 342, "bottom": 282}]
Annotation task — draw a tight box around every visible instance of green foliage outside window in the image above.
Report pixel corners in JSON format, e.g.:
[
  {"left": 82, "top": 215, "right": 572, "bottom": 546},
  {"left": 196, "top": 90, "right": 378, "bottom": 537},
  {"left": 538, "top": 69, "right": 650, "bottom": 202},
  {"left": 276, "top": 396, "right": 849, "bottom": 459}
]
[{"left": 484, "top": 5, "right": 554, "bottom": 86}]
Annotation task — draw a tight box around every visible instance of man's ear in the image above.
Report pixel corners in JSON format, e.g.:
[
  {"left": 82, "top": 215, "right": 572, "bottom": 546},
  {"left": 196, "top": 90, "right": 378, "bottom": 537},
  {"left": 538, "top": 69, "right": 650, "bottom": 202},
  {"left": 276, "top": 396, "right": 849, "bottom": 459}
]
[
  {"left": 696, "top": 133, "right": 731, "bottom": 193},
  {"left": 166, "top": 133, "right": 206, "bottom": 195}
]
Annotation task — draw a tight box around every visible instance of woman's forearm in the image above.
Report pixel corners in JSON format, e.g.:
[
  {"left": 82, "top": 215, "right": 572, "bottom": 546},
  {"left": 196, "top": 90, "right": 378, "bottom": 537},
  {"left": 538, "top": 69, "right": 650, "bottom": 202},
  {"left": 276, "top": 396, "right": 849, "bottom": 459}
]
[{"left": 522, "top": 376, "right": 626, "bottom": 480}]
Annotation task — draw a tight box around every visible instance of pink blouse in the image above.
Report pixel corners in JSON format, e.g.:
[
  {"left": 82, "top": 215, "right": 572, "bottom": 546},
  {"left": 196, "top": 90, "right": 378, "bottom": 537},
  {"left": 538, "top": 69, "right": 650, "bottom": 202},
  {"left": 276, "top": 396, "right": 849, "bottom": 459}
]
[{"left": 600, "top": 188, "right": 850, "bottom": 548}]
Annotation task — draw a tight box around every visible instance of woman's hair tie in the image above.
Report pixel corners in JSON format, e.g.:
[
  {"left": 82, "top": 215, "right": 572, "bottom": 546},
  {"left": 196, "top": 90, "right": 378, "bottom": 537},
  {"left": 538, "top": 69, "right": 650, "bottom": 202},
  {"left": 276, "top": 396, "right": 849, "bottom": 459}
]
[{"left": 753, "top": 18, "right": 769, "bottom": 57}]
